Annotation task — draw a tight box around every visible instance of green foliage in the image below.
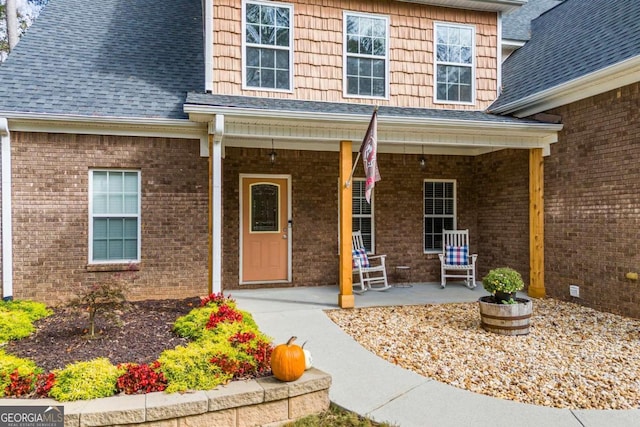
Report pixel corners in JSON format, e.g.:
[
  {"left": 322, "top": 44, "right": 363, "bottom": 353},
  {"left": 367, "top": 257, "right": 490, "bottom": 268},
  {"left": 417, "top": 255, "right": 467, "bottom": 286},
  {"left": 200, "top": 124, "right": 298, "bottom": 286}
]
[
  {"left": 0, "top": 350, "right": 41, "bottom": 397},
  {"left": 48, "top": 358, "right": 122, "bottom": 402},
  {"left": 482, "top": 267, "right": 525, "bottom": 295},
  {"left": 173, "top": 297, "right": 257, "bottom": 340},
  {"left": 0, "top": 311, "right": 35, "bottom": 343},
  {"left": 0, "top": 299, "right": 52, "bottom": 321},
  {"left": 69, "top": 282, "right": 127, "bottom": 337},
  {"left": 285, "top": 403, "right": 396, "bottom": 427},
  {"left": 158, "top": 340, "right": 232, "bottom": 393}
]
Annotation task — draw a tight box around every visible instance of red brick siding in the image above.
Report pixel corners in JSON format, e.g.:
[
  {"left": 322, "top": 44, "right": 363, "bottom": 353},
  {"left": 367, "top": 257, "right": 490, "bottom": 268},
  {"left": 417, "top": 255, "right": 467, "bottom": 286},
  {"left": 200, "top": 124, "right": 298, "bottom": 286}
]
[
  {"left": 221, "top": 147, "right": 484, "bottom": 288},
  {"left": 8, "top": 132, "right": 209, "bottom": 305},
  {"left": 544, "top": 83, "right": 640, "bottom": 317},
  {"left": 475, "top": 149, "right": 530, "bottom": 284}
]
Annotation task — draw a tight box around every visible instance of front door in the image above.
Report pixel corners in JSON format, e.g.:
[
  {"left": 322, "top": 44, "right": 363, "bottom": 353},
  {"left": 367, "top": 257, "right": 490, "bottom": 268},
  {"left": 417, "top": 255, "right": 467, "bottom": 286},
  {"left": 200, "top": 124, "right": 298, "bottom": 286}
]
[{"left": 240, "top": 175, "right": 290, "bottom": 283}]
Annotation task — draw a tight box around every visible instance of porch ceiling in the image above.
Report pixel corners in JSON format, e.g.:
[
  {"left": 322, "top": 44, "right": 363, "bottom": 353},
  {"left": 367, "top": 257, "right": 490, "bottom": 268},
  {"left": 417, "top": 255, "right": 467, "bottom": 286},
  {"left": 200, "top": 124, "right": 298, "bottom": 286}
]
[{"left": 185, "top": 94, "right": 562, "bottom": 157}]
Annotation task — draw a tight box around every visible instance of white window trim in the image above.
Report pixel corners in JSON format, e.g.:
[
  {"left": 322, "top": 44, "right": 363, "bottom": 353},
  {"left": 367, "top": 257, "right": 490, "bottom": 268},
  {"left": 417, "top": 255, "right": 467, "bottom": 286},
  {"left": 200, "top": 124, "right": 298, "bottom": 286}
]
[
  {"left": 241, "top": 0, "right": 294, "bottom": 93},
  {"left": 342, "top": 11, "right": 390, "bottom": 100},
  {"left": 423, "top": 178, "right": 457, "bottom": 254},
  {"left": 352, "top": 178, "right": 376, "bottom": 253},
  {"left": 433, "top": 22, "right": 476, "bottom": 106},
  {"left": 88, "top": 169, "right": 142, "bottom": 264}
]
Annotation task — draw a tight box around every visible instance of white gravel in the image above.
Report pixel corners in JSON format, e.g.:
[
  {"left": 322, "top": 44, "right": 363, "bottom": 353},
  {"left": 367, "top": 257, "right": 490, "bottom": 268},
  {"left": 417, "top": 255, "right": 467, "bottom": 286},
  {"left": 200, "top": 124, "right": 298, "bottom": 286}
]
[{"left": 325, "top": 298, "right": 640, "bottom": 409}]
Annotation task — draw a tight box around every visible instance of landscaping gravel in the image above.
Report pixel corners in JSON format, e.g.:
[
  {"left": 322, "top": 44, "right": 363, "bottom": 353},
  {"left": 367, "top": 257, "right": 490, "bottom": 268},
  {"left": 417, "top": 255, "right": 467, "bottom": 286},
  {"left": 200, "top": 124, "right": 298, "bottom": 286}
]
[{"left": 326, "top": 298, "right": 640, "bottom": 410}]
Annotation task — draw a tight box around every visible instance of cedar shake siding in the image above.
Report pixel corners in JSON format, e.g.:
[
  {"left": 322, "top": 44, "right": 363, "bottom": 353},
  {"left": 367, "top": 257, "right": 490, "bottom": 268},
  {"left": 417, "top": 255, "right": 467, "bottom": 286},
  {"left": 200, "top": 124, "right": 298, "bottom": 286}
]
[
  {"left": 212, "top": 0, "right": 498, "bottom": 109},
  {"left": 544, "top": 83, "right": 640, "bottom": 318},
  {"left": 8, "top": 132, "right": 209, "bottom": 305}
]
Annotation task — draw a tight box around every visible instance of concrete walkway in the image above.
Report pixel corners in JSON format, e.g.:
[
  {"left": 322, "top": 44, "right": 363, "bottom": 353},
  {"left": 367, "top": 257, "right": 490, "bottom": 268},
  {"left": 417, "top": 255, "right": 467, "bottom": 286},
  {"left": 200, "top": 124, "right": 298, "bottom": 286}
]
[{"left": 232, "top": 283, "right": 640, "bottom": 427}]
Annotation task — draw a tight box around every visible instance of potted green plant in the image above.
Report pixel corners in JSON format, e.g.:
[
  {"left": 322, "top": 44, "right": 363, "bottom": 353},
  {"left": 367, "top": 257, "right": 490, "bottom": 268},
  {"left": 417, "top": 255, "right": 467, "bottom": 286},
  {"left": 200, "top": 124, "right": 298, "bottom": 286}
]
[
  {"left": 478, "top": 267, "right": 532, "bottom": 336},
  {"left": 481, "top": 267, "right": 524, "bottom": 304}
]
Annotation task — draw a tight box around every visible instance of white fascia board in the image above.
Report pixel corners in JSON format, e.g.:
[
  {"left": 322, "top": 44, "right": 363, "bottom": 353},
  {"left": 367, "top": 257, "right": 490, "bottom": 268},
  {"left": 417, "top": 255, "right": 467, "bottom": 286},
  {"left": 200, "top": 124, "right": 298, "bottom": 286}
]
[
  {"left": 3, "top": 113, "right": 207, "bottom": 139},
  {"left": 396, "top": 0, "right": 525, "bottom": 12},
  {"left": 501, "top": 38, "right": 526, "bottom": 49},
  {"left": 185, "top": 104, "right": 562, "bottom": 134},
  {"left": 492, "top": 56, "right": 640, "bottom": 117}
]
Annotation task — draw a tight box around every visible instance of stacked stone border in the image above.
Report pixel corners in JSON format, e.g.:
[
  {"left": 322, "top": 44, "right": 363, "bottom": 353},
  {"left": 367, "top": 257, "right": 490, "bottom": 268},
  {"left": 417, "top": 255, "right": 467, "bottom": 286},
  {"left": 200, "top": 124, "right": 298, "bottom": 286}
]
[{"left": 2, "top": 368, "right": 331, "bottom": 427}]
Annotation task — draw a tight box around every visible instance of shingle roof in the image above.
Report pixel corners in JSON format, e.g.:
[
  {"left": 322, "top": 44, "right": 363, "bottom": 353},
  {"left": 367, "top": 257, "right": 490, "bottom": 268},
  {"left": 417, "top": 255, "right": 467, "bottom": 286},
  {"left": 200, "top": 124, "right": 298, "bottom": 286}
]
[
  {"left": 186, "top": 92, "right": 546, "bottom": 125},
  {"left": 492, "top": 0, "right": 640, "bottom": 111},
  {"left": 502, "top": 0, "right": 562, "bottom": 42},
  {"left": 0, "top": 0, "right": 203, "bottom": 120}
]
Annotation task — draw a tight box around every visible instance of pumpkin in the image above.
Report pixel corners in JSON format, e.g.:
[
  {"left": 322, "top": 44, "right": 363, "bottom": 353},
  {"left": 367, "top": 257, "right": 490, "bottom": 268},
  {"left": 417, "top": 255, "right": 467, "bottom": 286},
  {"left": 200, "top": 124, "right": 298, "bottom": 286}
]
[
  {"left": 302, "top": 341, "right": 313, "bottom": 370},
  {"left": 270, "top": 336, "right": 306, "bottom": 382}
]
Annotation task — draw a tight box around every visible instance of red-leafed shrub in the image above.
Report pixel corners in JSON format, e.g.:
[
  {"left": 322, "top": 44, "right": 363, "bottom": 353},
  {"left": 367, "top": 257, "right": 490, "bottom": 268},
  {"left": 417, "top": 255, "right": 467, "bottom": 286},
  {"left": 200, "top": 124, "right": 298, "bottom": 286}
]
[
  {"left": 4, "top": 369, "right": 35, "bottom": 397},
  {"left": 34, "top": 372, "right": 56, "bottom": 397},
  {"left": 116, "top": 361, "right": 167, "bottom": 394},
  {"left": 200, "top": 292, "right": 233, "bottom": 307},
  {"left": 209, "top": 330, "right": 273, "bottom": 380},
  {"left": 206, "top": 304, "right": 243, "bottom": 329}
]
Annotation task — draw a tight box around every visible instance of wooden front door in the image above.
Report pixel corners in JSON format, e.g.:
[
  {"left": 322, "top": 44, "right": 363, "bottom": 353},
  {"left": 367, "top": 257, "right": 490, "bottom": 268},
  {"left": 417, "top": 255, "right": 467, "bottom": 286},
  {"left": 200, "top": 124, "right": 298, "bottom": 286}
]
[{"left": 240, "top": 175, "right": 290, "bottom": 283}]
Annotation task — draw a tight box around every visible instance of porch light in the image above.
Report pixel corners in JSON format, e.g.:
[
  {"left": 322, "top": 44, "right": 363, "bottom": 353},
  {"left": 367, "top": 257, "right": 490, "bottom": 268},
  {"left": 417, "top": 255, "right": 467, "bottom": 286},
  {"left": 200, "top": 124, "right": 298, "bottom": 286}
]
[
  {"left": 419, "top": 145, "right": 426, "bottom": 169},
  {"left": 269, "top": 139, "right": 277, "bottom": 165}
]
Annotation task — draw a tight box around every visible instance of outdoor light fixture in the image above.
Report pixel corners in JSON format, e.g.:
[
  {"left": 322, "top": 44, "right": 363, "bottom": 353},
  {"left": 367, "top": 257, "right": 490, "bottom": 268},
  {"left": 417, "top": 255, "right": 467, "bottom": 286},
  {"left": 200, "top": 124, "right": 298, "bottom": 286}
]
[
  {"left": 419, "top": 145, "right": 426, "bottom": 169},
  {"left": 269, "top": 139, "right": 277, "bottom": 165}
]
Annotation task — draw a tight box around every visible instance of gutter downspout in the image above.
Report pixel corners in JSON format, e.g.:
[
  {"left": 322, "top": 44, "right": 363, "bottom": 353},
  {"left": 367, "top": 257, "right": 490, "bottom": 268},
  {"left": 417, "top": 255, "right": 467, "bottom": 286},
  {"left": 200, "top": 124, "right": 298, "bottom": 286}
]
[
  {"left": 204, "top": 0, "right": 214, "bottom": 93},
  {"left": 0, "top": 118, "right": 13, "bottom": 301}
]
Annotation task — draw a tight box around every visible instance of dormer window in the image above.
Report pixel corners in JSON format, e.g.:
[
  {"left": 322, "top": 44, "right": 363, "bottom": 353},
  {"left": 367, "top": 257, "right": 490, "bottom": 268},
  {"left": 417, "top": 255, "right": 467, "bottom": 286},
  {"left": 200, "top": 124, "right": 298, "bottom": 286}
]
[
  {"left": 434, "top": 23, "right": 475, "bottom": 104},
  {"left": 344, "top": 12, "right": 389, "bottom": 99},
  {"left": 243, "top": 1, "right": 293, "bottom": 91}
]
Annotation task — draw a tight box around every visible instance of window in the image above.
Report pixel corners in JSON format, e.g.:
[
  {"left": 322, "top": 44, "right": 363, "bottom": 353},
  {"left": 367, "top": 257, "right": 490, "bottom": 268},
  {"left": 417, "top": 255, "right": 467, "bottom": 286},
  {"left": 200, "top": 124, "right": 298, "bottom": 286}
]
[
  {"left": 434, "top": 23, "right": 474, "bottom": 104},
  {"left": 243, "top": 0, "right": 293, "bottom": 91},
  {"left": 352, "top": 179, "right": 374, "bottom": 252},
  {"left": 250, "top": 183, "right": 280, "bottom": 232},
  {"left": 89, "top": 170, "right": 141, "bottom": 263},
  {"left": 344, "top": 12, "right": 388, "bottom": 98},
  {"left": 424, "top": 180, "right": 456, "bottom": 252}
]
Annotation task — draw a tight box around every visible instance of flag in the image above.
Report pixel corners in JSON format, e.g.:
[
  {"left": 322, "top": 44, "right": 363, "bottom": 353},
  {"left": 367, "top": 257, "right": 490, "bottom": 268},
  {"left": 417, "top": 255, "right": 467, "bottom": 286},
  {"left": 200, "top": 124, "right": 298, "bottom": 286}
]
[{"left": 359, "top": 108, "right": 381, "bottom": 203}]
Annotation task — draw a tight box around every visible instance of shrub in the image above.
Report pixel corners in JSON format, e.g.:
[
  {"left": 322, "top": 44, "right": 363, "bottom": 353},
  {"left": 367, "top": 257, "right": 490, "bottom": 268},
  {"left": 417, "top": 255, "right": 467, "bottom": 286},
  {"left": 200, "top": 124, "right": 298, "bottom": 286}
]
[
  {"left": 0, "top": 311, "right": 35, "bottom": 343},
  {"left": 0, "top": 300, "right": 52, "bottom": 321},
  {"left": 34, "top": 372, "right": 56, "bottom": 397},
  {"left": 482, "top": 267, "right": 525, "bottom": 295},
  {"left": 0, "top": 350, "right": 42, "bottom": 397},
  {"left": 48, "top": 358, "right": 122, "bottom": 402},
  {"left": 69, "top": 282, "right": 127, "bottom": 338},
  {"left": 116, "top": 362, "right": 167, "bottom": 394}
]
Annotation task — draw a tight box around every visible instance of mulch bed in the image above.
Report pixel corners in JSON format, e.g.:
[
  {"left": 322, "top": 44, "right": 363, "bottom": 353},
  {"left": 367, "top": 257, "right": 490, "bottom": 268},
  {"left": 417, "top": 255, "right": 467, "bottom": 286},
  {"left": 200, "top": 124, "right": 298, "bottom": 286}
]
[{"left": 5, "top": 297, "right": 201, "bottom": 372}]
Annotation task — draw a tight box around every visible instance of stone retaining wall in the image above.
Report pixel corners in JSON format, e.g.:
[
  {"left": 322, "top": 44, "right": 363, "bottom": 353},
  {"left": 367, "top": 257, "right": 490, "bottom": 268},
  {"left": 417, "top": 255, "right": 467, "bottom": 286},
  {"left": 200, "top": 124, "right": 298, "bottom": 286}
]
[{"left": 4, "top": 368, "right": 331, "bottom": 427}]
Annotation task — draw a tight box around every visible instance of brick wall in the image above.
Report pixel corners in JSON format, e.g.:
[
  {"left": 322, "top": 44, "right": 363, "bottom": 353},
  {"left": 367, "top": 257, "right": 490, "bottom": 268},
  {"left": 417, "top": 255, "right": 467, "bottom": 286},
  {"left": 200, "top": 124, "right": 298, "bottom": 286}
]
[
  {"left": 475, "top": 149, "right": 530, "bottom": 283},
  {"left": 8, "top": 132, "right": 209, "bottom": 305},
  {"left": 222, "top": 146, "right": 487, "bottom": 289},
  {"left": 212, "top": 0, "right": 498, "bottom": 109},
  {"left": 544, "top": 83, "right": 640, "bottom": 317}
]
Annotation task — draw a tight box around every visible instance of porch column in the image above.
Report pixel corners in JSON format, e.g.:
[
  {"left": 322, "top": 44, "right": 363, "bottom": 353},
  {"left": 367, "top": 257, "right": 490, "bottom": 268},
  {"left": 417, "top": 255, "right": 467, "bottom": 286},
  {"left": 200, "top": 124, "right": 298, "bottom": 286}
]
[
  {"left": 208, "top": 116, "right": 224, "bottom": 294},
  {"left": 339, "top": 140, "right": 354, "bottom": 308},
  {"left": 529, "top": 148, "right": 545, "bottom": 298},
  {"left": 0, "top": 118, "right": 12, "bottom": 300}
]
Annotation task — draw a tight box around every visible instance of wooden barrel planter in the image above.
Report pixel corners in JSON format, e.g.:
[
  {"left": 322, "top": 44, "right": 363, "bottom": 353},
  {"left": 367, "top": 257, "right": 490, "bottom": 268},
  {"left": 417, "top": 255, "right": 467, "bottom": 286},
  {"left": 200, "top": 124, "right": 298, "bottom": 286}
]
[{"left": 478, "top": 296, "right": 532, "bottom": 336}]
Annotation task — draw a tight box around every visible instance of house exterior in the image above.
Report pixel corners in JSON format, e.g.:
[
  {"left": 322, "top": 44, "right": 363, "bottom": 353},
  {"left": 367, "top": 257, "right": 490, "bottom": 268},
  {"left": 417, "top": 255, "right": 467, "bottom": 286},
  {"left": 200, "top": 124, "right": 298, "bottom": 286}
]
[
  {"left": 5, "top": 0, "right": 635, "bottom": 317},
  {"left": 490, "top": 0, "right": 640, "bottom": 317}
]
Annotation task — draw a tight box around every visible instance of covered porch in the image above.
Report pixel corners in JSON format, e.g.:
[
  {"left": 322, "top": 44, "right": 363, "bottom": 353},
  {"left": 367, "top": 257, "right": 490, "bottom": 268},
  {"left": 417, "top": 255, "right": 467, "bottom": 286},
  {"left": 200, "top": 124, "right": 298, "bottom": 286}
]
[{"left": 184, "top": 94, "right": 562, "bottom": 306}]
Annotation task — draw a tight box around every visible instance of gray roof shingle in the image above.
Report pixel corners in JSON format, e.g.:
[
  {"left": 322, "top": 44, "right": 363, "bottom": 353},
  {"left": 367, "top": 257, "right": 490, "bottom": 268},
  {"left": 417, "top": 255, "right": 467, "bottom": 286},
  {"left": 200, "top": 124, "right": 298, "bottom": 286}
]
[
  {"left": 492, "top": 0, "right": 640, "bottom": 111},
  {"left": 0, "top": 0, "right": 204, "bottom": 120},
  {"left": 186, "top": 92, "right": 547, "bottom": 125},
  {"left": 502, "top": 0, "right": 562, "bottom": 42}
]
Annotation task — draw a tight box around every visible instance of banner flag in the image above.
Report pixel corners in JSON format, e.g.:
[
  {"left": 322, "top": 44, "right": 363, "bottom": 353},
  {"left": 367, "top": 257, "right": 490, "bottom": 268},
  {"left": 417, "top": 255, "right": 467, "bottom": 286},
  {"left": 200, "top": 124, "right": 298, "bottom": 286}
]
[{"left": 359, "top": 108, "right": 381, "bottom": 203}]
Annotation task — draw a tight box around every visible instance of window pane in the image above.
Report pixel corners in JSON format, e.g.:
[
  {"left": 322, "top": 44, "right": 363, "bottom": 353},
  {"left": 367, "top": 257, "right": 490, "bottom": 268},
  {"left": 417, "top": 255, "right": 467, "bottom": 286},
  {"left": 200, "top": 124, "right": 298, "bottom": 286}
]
[
  {"left": 109, "top": 240, "right": 124, "bottom": 260},
  {"left": 347, "top": 36, "right": 359, "bottom": 54},
  {"left": 109, "top": 173, "right": 123, "bottom": 193},
  {"left": 108, "top": 194, "right": 123, "bottom": 214},
  {"left": 246, "top": 3, "right": 259, "bottom": 24},
  {"left": 93, "top": 240, "right": 107, "bottom": 260},
  {"left": 276, "top": 7, "right": 289, "bottom": 27},
  {"left": 124, "top": 219, "right": 138, "bottom": 238},
  {"left": 247, "top": 47, "right": 260, "bottom": 67},
  {"left": 93, "top": 171, "right": 108, "bottom": 192},
  {"left": 94, "top": 219, "right": 107, "bottom": 239},
  {"left": 372, "top": 59, "right": 384, "bottom": 77},
  {"left": 261, "top": 68, "right": 275, "bottom": 88},
  {"left": 359, "top": 36, "right": 372, "bottom": 55},
  {"left": 276, "top": 28, "right": 289, "bottom": 46},
  {"left": 247, "top": 24, "right": 260, "bottom": 44},
  {"left": 124, "top": 173, "right": 138, "bottom": 192},
  {"left": 261, "top": 48, "right": 275, "bottom": 68},
  {"left": 347, "top": 76, "right": 358, "bottom": 95},
  {"left": 373, "top": 79, "right": 385, "bottom": 97},
  {"left": 93, "top": 194, "right": 107, "bottom": 214},
  {"left": 261, "top": 25, "right": 275, "bottom": 45},
  {"left": 247, "top": 67, "right": 260, "bottom": 86},
  {"left": 109, "top": 219, "right": 123, "bottom": 239},
  {"left": 359, "top": 58, "right": 371, "bottom": 76},
  {"left": 124, "top": 195, "right": 138, "bottom": 214},
  {"left": 124, "top": 239, "right": 137, "bottom": 259},
  {"left": 251, "top": 184, "right": 279, "bottom": 232},
  {"left": 276, "top": 70, "right": 289, "bottom": 89},
  {"left": 261, "top": 6, "right": 274, "bottom": 25},
  {"left": 360, "top": 78, "right": 372, "bottom": 96}
]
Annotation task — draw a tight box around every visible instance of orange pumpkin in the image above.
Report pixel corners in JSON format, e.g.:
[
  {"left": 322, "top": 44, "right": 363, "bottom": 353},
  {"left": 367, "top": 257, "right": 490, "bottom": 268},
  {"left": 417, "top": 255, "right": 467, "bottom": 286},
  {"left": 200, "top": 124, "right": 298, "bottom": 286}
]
[{"left": 270, "top": 336, "right": 306, "bottom": 382}]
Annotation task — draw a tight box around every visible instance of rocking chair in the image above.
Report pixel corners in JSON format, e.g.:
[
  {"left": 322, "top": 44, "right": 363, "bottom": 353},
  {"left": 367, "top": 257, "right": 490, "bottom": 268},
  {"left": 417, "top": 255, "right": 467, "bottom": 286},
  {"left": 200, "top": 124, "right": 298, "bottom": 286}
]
[
  {"left": 438, "top": 229, "right": 477, "bottom": 289},
  {"left": 352, "top": 231, "right": 391, "bottom": 293}
]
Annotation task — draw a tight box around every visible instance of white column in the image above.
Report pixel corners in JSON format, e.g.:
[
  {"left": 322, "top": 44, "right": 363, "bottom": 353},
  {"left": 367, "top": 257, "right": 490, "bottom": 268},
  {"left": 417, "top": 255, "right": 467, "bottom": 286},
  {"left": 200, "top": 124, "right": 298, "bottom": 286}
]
[
  {"left": 208, "top": 115, "right": 224, "bottom": 293},
  {"left": 0, "top": 118, "right": 13, "bottom": 300}
]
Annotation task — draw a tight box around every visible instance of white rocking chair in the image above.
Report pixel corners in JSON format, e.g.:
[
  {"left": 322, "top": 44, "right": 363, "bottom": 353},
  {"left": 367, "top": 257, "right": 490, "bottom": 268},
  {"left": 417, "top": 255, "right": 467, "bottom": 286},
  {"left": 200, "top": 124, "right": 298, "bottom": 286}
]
[
  {"left": 352, "top": 231, "right": 391, "bottom": 293},
  {"left": 438, "top": 229, "right": 477, "bottom": 289}
]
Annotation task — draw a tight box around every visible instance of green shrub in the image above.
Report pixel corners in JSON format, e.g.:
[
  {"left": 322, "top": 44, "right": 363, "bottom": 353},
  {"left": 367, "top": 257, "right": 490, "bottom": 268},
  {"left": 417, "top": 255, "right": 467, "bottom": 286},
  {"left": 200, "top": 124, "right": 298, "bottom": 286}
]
[
  {"left": 173, "top": 300, "right": 258, "bottom": 341},
  {"left": 49, "top": 358, "right": 122, "bottom": 402},
  {"left": 0, "top": 350, "right": 42, "bottom": 397},
  {"left": 158, "top": 340, "right": 233, "bottom": 393},
  {"left": 0, "top": 300, "right": 52, "bottom": 321},
  {"left": 0, "top": 311, "right": 35, "bottom": 343}
]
